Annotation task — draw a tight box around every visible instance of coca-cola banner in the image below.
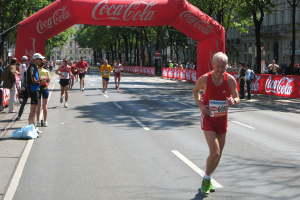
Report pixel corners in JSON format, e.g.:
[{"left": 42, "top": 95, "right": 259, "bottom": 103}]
[
  {"left": 229, "top": 73, "right": 300, "bottom": 98},
  {"left": 15, "top": 0, "right": 225, "bottom": 78},
  {"left": 252, "top": 74, "right": 300, "bottom": 98},
  {"left": 123, "top": 66, "right": 155, "bottom": 76},
  {"left": 162, "top": 68, "right": 197, "bottom": 82}
]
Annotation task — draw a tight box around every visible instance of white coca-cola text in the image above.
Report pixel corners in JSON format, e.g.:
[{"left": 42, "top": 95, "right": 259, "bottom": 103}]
[
  {"left": 265, "top": 76, "right": 294, "bottom": 96},
  {"left": 92, "top": 0, "right": 157, "bottom": 21},
  {"left": 37, "top": 6, "right": 70, "bottom": 34},
  {"left": 180, "top": 11, "right": 213, "bottom": 35}
]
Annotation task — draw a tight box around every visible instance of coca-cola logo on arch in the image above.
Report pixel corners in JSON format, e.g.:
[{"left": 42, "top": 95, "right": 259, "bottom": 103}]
[
  {"left": 37, "top": 6, "right": 70, "bottom": 34},
  {"left": 180, "top": 11, "right": 214, "bottom": 35},
  {"left": 92, "top": 0, "right": 157, "bottom": 21},
  {"left": 265, "top": 76, "right": 295, "bottom": 96}
]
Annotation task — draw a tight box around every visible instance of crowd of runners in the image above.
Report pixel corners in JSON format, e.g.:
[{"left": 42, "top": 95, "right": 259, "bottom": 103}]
[{"left": 0, "top": 52, "right": 123, "bottom": 132}]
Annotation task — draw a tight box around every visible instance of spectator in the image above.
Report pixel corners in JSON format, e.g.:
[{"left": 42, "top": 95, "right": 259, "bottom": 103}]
[
  {"left": 0, "top": 58, "right": 18, "bottom": 112},
  {"left": 268, "top": 59, "right": 280, "bottom": 75},
  {"left": 245, "top": 65, "right": 255, "bottom": 100},
  {"left": 168, "top": 60, "right": 174, "bottom": 68},
  {"left": 238, "top": 63, "right": 246, "bottom": 99}
]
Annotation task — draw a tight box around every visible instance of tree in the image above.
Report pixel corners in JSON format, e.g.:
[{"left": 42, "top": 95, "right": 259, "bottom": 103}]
[
  {"left": 287, "top": 0, "right": 300, "bottom": 74},
  {"left": 241, "top": 0, "right": 274, "bottom": 73},
  {"left": 0, "top": 0, "right": 53, "bottom": 59},
  {"left": 46, "top": 27, "right": 76, "bottom": 58}
]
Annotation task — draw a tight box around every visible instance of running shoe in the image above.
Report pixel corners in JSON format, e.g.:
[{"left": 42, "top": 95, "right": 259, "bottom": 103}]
[
  {"left": 36, "top": 122, "right": 42, "bottom": 127},
  {"left": 36, "top": 128, "right": 43, "bottom": 134},
  {"left": 64, "top": 103, "right": 68, "bottom": 108},
  {"left": 43, "top": 122, "right": 48, "bottom": 127},
  {"left": 210, "top": 182, "right": 215, "bottom": 192},
  {"left": 200, "top": 178, "right": 212, "bottom": 195}
]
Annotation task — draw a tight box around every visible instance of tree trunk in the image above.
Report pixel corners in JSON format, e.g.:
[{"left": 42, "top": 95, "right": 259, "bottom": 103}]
[
  {"left": 123, "top": 35, "right": 129, "bottom": 64},
  {"left": 254, "top": 22, "right": 262, "bottom": 73},
  {"left": 290, "top": 0, "right": 296, "bottom": 74}
]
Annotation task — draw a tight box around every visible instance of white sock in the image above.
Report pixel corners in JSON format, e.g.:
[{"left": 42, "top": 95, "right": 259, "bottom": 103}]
[{"left": 204, "top": 175, "right": 211, "bottom": 180}]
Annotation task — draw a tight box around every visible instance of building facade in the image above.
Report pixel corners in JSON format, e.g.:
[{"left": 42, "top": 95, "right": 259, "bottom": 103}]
[
  {"left": 51, "top": 25, "right": 93, "bottom": 64},
  {"left": 227, "top": 0, "right": 300, "bottom": 71}
]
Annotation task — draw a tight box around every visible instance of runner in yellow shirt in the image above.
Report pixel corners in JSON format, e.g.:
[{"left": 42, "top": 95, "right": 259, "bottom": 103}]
[
  {"left": 100, "top": 59, "right": 113, "bottom": 93},
  {"left": 37, "top": 61, "right": 51, "bottom": 127}
]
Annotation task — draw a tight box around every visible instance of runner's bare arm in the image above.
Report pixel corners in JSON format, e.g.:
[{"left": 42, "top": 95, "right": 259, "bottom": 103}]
[
  {"left": 193, "top": 76, "right": 205, "bottom": 105},
  {"left": 227, "top": 74, "right": 240, "bottom": 106},
  {"left": 55, "top": 67, "right": 61, "bottom": 75},
  {"left": 193, "top": 75, "right": 209, "bottom": 116}
]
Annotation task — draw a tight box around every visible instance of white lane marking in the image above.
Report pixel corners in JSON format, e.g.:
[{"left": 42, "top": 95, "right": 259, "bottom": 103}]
[
  {"left": 4, "top": 140, "right": 34, "bottom": 200},
  {"left": 113, "top": 102, "right": 123, "bottom": 110},
  {"left": 4, "top": 79, "right": 57, "bottom": 200},
  {"left": 171, "top": 150, "right": 223, "bottom": 189},
  {"left": 178, "top": 102, "right": 191, "bottom": 107},
  {"left": 231, "top": 120, "right": 255, "bottom": 130},
  {"left": 130, "top": 116, "right": 150, "bottom": 131}
]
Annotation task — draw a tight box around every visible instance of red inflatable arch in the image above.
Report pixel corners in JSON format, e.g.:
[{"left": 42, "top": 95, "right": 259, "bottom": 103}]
[{"left": 15, "top": 0, "right": 225, "bottom": 76}]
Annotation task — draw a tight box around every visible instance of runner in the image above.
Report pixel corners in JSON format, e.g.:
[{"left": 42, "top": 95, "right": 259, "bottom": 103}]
[
  {"left": 70, "top": 61, "right": 78, "bottom": 89},
  {"left": 193, "top": 52, "right": 240, "bottom": 195},
  {"left": 76, "top": 57, "right": 88, "bottom": 92},
  {"left": 36, "top": 60, "right": 51, "bottom": 127},
  {"left": 113, "top": 61, "right": 123, "bottom": 90},
  {"left": 27, "top": 53, "right": 43, "bottom": 132},
  {"left": 100, "top": 59, "right": 113, "bottom": 93},
  {"left": 56, "top": 59, "right": 72, "bottom": 108}
]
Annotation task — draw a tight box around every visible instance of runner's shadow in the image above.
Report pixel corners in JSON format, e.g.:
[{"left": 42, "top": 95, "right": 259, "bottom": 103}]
[
  {"left": 190, "top": 190, "right": 207, "bottom": 200},
  {"left": 48, "top": 106, "right": 58, "bottom": 109}
]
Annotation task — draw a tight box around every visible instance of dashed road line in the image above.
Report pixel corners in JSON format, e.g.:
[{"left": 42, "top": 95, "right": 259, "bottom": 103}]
[
  {"left": 231, "top": 120, "right": 255, "bottom": 130},
  {"left": 178, "top": 102, "right": 192, "bottom": 107},
  {"left": 171, "top": 150, "right": 223, "bottom": 189},
  {"left": 113, "top": 102, "right": 123, "bottom": 110},
  {"left": 130, "top": 116, "right": 150, "bottom": 131}
]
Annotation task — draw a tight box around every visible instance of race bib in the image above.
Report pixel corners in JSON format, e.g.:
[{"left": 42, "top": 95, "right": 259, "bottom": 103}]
[
  {"left": 61, "top": 72, "right": 69, "bottom": 79},
  {"left": 103, "top": 70, "right": 110, "bottom": 76},
  {"left": 209, "top": 100, "right": 228, "bottom": 117}
]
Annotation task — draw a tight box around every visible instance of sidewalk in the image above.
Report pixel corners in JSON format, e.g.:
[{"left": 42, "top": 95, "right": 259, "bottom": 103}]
[{"left": 0, "top": 104, "right": 29, "bottom": 200}]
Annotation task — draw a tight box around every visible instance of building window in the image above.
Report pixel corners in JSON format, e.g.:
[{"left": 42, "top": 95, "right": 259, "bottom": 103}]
[{"left": 280, "top": 10, "right": 284, "bottom": 25}]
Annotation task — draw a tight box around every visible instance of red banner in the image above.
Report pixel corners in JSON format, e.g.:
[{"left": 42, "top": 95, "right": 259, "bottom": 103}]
[
  {"left": 162, "top": 68, "right": 197, "bottom": 82},
  {"left": 251, "top": 74, "right": 300, "bottom": 98},
  {"left": 229, "top": 73, "right": 300, "bottom": 98},
  {"left": 123, "top": 66, "right": 155, "bottom": 76},
  {"left": 15, "top": 0, "right": 225, "bottom": 79}
]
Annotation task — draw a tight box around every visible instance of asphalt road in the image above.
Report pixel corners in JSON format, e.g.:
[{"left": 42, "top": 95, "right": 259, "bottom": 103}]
[{"left": 12, "top": 73, "right": 300, "bottom": 200}]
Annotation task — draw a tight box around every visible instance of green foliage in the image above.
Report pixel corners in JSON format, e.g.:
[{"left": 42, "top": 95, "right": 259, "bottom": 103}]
[
  {"left": 46, "top": 27, "right": 76, "bottom": 58},
  {"left": 0, "top": 0, "right": 54, "bottom": 57}
]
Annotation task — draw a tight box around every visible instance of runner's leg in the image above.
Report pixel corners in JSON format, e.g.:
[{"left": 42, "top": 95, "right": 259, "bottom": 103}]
[
  {"left": 42, "top": 97, "right": 48, "bottom": 123},
  {"left": 36, "top": 97, "right": 42, "bottom": 125},
  {"left": 204, "top": 131, "right": 222, "bottom": 176},
  {"left": 64, "top": 86, "right": 69, "bottom": 102},
  {"left": 28, "top": 105, "right": 37, "bottom": 125}
]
